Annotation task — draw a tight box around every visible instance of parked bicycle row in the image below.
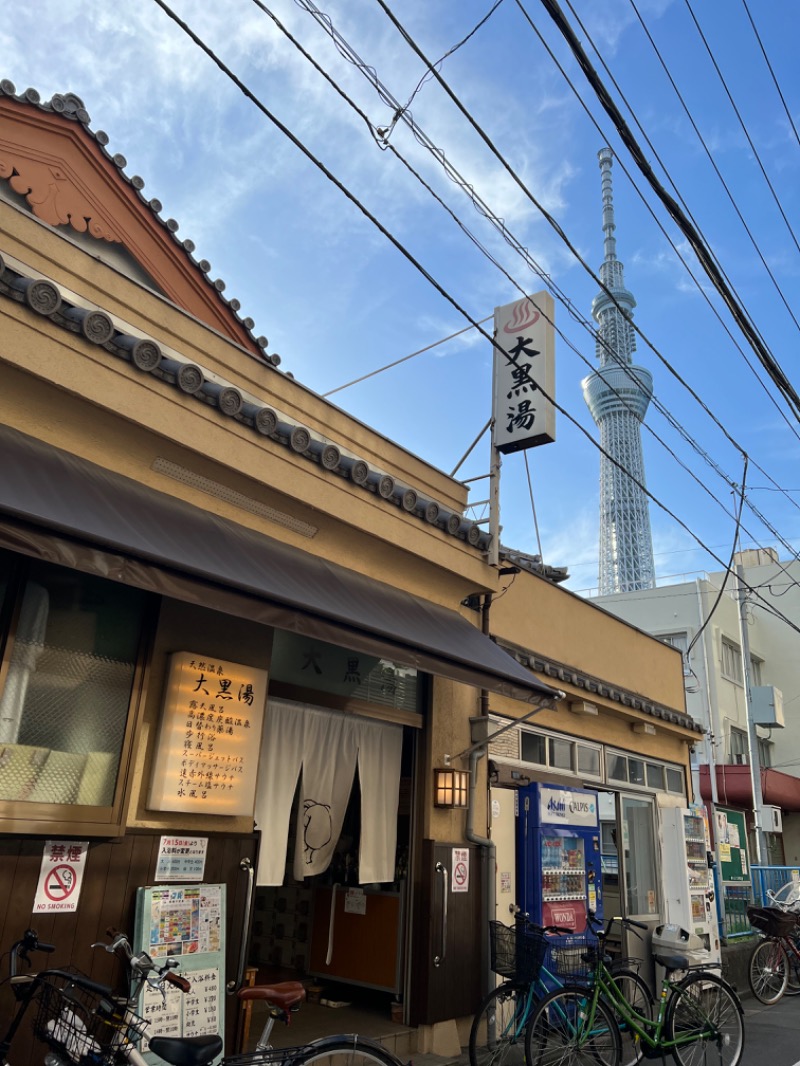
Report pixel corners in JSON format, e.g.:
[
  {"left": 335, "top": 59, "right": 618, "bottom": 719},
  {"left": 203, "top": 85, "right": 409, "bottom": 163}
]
[
  {"left": 0, "top": 928, "right": 404, "bottom": 1066},
  {"left": 470, "top": 911, "right": 744, "bottom": 1066}
]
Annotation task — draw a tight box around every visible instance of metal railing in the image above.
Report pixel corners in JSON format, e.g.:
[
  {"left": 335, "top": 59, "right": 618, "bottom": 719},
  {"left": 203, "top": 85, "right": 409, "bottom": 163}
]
[
  {"left": 751, "top": 865, "right": 800, "bottom": 906},
  {"left": 719, "top": 866, "right": 800, "bottom": 940}
]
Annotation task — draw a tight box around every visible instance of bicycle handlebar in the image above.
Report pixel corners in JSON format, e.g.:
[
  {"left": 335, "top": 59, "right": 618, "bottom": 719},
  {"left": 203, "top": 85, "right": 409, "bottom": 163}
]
[
  {"left": 93, "top": 928, "right": 191, "bottom": 998},
  {"left": 9, "top": 930, "right": 56, "bottom": 978},
  {"left": 586, "top": 911, "right": 649, "bottom": 936}
]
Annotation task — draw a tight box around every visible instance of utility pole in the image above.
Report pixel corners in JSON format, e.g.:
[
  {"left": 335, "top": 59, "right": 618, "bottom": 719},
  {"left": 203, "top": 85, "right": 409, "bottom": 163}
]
[{"left": 736, "top": 563, "right": 768, "bottom": 864}]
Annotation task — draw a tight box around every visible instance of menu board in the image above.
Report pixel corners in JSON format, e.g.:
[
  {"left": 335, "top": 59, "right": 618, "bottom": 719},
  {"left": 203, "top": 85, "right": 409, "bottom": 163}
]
[{"left": 134, "top": 884, "right": 226, "bottom": 1064}]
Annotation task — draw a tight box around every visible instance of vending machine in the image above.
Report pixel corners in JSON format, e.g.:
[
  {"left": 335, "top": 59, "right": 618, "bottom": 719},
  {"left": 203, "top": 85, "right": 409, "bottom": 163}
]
[
  {"left": 516, "top": 782, "right": 602, "bottom": 931},
  {"left": 659, "top": 804, "right": 720, "bottom": 963}
]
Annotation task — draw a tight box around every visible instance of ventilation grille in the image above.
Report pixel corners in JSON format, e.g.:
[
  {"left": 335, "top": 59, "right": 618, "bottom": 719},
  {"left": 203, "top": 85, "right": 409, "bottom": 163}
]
[{"left": 152, "top": 458, "right": 318, "bottom": 538}]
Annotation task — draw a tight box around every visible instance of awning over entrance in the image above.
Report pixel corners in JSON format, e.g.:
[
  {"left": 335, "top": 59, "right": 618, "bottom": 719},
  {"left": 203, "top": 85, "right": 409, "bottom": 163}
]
[
  {"left": 699, "top": 764, "right": 800, "bottom": 813},
  {"left": 0, "top": 424, "right": 561, "bottom": 704}
]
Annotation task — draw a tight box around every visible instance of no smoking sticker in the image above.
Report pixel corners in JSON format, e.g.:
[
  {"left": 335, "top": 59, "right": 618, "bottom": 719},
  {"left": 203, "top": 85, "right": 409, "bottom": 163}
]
[
  {"left": 452, "top": 847, "right": 470, "bottom": 893},
  {"left": 34, "top": 841, "right": 89, "bottom": 913}
]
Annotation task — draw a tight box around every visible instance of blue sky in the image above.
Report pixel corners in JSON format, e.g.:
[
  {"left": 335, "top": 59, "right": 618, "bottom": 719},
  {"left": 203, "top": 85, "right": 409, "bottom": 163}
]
[{"left": 4, "top": 0, "right": 800, "bottom": 594}]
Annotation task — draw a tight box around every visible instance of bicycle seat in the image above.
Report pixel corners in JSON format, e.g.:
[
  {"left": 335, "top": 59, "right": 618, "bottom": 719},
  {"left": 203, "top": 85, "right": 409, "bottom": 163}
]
[
  {"left": 653, "top": 953, "right": 689, "bottom": 972},
  {"left": 238, "top": 981, "right": 307, "bottom": 1010},
  {"left": 148, "top": 1034, "right": 224, "bottom": 1066}
]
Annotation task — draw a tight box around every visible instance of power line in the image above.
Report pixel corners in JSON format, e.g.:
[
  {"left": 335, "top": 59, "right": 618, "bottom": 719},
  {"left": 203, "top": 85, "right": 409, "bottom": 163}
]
[
  {"left": 517, "top": 0, "right": 800, "bottom": 464},
  {"left": 321, "top": 316, "right": 492, "bottom": 396},
  {"left": 740, "top": 0, "right": 800, "bottom": 153},
  {"left": 270, "top": 0, "right": 755, "bottom": 543},
  {"left": 277, "top": 0, "right": 800, "bottom": 573},
  {"left": 149, "top": 0, "right": 800, "bottom": 638},
  {"left": 354, "top": 0, "right": 800, "bottom": 558},
  {"left": 567, "top": 0, "right": 800, "bottom": 339},
  {"left": 537, "top": 0, "right": 800, "bottom": 424},
  {"left": 682, "top": 0, "right": 800, "bottom": 260}
]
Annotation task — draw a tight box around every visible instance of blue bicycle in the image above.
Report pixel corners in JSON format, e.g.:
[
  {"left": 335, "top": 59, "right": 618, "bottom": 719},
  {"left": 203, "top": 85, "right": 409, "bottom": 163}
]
[{"left": 468, "top": 917, "right": 653, "bottom": 1066}]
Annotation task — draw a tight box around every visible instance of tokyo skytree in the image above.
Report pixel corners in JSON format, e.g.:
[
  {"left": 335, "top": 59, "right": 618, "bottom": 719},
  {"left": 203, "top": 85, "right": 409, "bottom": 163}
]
[{"left": 582, "top": 147, "right": 656, "bottom": 594}]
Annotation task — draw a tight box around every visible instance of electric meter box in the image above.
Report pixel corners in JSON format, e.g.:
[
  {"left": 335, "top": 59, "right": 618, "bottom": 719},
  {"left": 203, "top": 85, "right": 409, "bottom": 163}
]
[
  {"left": 652, "top": 923, "right": 708, "bottom": 966},
  {"left": 751, "top": 685, "right": 785, "bottom": 728}
]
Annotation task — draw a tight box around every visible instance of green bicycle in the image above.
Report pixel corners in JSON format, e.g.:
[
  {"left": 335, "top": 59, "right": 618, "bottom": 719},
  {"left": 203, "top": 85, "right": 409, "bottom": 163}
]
[
  {"left": 469, "top": 917, "right": 653, "bottom": 1066},
  {"left": 526, "top": 915, "right": 744, "bottom": 1066}
]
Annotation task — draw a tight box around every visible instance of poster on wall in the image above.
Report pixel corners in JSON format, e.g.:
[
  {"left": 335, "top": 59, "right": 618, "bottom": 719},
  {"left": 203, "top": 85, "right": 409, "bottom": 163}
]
[
  {"left": 134, "top": 884, "right": 226, "bottom": 1065},
  {"left": 147, "top": 652, "right": 267, "bottom": 815},
  {"left": 715, "top": 807, "right": 750, "bottom": 882},
  {"left": 32, "top": 841, "right": 89, "bottom": 913},
  {"left": 155, "top": 836, "right": 208, "bottom": 882}
]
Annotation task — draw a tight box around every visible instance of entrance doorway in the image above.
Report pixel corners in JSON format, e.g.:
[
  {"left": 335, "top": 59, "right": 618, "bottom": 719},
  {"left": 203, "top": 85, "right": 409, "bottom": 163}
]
[
  {"left": 247, "top": 712, "right": 415, "bottom": 1048},
  {"left": 599, "top": 790, "right": 660, "bottom": 985}
]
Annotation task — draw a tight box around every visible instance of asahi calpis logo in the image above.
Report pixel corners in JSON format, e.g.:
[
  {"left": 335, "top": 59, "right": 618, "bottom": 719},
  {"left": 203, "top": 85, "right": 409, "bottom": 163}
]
[{"left": 541, "top": 788, "right": 597, "bottom": 826}]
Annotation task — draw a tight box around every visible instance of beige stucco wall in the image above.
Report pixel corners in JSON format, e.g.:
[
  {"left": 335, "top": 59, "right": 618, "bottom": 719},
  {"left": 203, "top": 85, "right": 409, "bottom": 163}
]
[
  {"left": 0, "top": 200, "right": 497, "bottom": 607},
  {"left": 489, "top": 570, "right": 697, "bottom": 774}
]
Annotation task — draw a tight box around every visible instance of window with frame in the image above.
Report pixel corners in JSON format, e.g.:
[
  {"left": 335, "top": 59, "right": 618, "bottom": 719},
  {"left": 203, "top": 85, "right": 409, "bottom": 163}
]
[
  {"left": 660, "top": 632, "right": 690, "bottom": 674},
  {"left": 721, "top": 637, "right": 743, "bottom": 684},
  {"left": 749, "top": 656, "right": 763, "bottom": 687},
  {"left": 758, "top": 737, "right": 772, "bottom": 768},
  {"left": 729, "top": 727, "right": 748, "bottom": 764},
  {"left": 606, "top": 749, "right": 685, "bottom": 796},
  {"left": 0, "top": 553, "right": 148, "bottom": 810},
  {"left": 517, "top": 724, "right": 602, "bottom": 782}
]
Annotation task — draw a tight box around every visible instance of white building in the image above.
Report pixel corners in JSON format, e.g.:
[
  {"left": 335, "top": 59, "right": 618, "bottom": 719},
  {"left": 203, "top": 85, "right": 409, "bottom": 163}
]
[{"left": 590, "top": 548, "right": 800, "bottom": 869}]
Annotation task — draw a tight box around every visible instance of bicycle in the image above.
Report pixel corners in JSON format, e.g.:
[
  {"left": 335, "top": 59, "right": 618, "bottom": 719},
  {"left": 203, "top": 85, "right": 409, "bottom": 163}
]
[
  {"left": 1, "top": 928, "right": 151, "bottom": 1066},
  {"left": 2, "top": 928, "right": 406, "bottom": 1066},
  {"left": 525, "top": 915, "right": 744, "bottom": 1066},
  {"left": 746, "top": 904, "right": 800, "bottom": 1004},
  {"left": 468, "top": 917, "right": 653, "bottom": 1066}
]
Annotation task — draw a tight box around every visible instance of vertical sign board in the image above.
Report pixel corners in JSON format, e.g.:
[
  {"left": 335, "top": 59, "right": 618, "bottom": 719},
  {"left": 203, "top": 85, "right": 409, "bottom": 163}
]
[
  {"left": 492, "top": 292, "right": 556, "bottom": 454},
  {"left": 715, "top": 807, "right": 750, "bottom": 882},
  {"left": 148, "top": 653, "right": 267, "bottom": 816},
  {"left": 134, "top": 884, "right": 226, "bottom": 1065}
]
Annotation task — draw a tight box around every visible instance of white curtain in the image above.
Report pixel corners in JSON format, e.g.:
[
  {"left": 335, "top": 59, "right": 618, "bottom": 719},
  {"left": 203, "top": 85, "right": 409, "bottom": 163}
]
[
  {"left": 0, "top": 583, "right": 49, "bottom": 744},
  {"left": 291, "top": 707, "right": 359, "bottom": 881},
  {"left": 253, "top": 698, "right": 403, "bottom": 887},
  {"left": 357, "top": 719, "right": 403, "bottom": 884}
]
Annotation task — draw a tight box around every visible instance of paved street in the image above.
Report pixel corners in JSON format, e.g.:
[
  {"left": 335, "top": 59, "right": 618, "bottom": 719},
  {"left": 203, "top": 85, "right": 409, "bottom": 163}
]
[{"left": 741, "top": 993, "right": 800, "bottom": 1066}]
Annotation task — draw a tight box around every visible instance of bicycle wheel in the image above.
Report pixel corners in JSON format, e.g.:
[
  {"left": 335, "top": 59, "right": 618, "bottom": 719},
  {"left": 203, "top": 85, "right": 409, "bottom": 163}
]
[
  {"left": 784, "top": 935, "right": 800, "bottom": 996},
  {"left": 747, "top": 937, "right": 789, "bottom": 1004},
  {"left": 665, "top": 972, "right": 744, "bottom": 1066},
  {"left": 525, "top": 986, "right": 621, "bottom": 1066},
  {"left": 469, "top": 983, "right": 532, "bottom": 1066},
  {"left": 608, "top": 969, "right": 654, "bottom": 1066},
  {"left": 294, "top": 1034, "right": 406, "bottom": 1066}
]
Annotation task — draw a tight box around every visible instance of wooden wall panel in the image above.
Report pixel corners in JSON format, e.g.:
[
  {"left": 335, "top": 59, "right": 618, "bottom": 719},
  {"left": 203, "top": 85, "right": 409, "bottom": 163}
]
[{"left": 0, "top": 830, "right": 258, "bottom": 1065}]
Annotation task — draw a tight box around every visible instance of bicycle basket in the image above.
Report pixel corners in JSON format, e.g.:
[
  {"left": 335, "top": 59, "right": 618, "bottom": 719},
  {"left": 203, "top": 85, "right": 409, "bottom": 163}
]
[
  {"left": 33, "top": 973, "right": 147, "bottom": 1066},
  {"left": 489, "top": 921, "right": 548, "bottom": 982},
  {"left": 747, "top": 905, "right": 800, "bottom": 938},
  {"left": 545, "top": 934, "right": 597, "bottom": 982}
]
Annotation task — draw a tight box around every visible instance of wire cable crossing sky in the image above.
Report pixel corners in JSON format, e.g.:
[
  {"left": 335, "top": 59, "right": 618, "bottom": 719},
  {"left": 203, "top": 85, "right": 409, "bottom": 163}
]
[{"left": 4, "top": 0, "right": 800, "bottom": 606}]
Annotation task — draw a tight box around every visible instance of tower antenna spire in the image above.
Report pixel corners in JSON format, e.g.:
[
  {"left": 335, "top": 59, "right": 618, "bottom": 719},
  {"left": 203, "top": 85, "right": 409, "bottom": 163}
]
[{"left": 582, "top": 148, "right": 656, "bottom": 594}]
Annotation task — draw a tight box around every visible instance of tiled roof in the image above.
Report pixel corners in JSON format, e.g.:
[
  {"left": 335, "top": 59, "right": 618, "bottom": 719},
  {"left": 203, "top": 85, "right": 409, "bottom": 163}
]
[
  {"left": 0, "top": 79, "right": 271, "bottom": 358},
  {"left": 0, "top": 248, "right": 492, "bottom": 553}
]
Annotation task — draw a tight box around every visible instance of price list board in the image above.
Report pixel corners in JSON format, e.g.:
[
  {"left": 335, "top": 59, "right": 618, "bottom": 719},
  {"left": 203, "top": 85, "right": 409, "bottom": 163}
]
[{"left": 134, "top": 884, "right": 226, "bottom": 1065}]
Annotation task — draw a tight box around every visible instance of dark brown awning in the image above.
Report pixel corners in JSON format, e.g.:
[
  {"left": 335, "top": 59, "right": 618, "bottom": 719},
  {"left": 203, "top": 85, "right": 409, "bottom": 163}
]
[{"left": 0, "top": 424, "right": 561, "bottom": 704}]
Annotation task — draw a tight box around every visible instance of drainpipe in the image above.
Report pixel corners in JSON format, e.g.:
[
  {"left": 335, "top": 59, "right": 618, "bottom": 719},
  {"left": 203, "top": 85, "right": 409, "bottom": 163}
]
[
  {"left": 466, "top": 743, "right": 495, "bottom": 998},
  {"left": 469, "top": 591, "right": 494, "bottom": 997}
]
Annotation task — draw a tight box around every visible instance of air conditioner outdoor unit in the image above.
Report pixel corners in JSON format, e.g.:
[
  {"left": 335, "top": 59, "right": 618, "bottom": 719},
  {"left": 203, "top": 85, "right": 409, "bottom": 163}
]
[{"left": 763, "top": 805, "right": 783, "bottom": 833}]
